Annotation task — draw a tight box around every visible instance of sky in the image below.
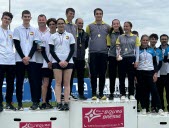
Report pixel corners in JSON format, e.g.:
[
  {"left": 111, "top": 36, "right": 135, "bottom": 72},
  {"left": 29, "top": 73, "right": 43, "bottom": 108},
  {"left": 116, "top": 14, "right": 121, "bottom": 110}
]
[{"left": 0, "top": 0, "right": 169, "bottom": 47}]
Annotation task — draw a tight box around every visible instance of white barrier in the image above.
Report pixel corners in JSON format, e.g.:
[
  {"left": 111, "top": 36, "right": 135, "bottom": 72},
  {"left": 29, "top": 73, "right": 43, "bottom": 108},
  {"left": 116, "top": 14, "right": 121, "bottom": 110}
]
[{"left": 70, "top": 99, "right": 137, "bottom": 128}]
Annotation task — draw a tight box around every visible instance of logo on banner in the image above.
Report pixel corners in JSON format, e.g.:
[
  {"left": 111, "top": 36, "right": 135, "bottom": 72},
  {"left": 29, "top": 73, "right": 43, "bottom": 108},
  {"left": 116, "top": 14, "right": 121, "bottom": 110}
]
[
  {"left": 82, "top": 107, "right": 124, "bottom": 128},
  {"left": 20, "top": 122, "right": 51, "bottom": 128}
]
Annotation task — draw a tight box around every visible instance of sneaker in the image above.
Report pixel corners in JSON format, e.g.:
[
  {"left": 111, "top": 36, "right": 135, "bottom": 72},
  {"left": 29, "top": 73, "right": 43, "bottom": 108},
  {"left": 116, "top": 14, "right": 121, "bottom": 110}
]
[
  {"left": 18, "top": 103, "right": 24, "bottom": 111},
  {"left": 60, "top": 103, "right": 69, "bottom": 111},
  {"left": 6, "top": 103, "right": 16, "bottom": 111},
  {"left": 0, "top": 104, "right": 3, "bottom": 112},
  {"left": 137, "top": 108, "right": 140, "bottom": 112},
  {"left": 40, "top": 103, "right": 46, "bottom": 110},
  {"left": 141, "top": 109, "right": 147, "bottom": 115},
  {"left": 158, "top": 109, "right": 165, "bottom": 116},
  {"left": 61, "top": 94, "right": 64, "bottom": 101},
  {"left": 99, "top": 95, "right": 107, "bottom": 100},
  {"left": 57, "top": 103, "right": 62, "bottom": 110},
  {"left": 129, "top": 95, "right": 135, "bottom": 100},
  {"left": 30, "top": 102, "right": 40, "bottom": 110},
  {"left": 70, "top": 94, "right": 78, "bottom": 100},
  {"left": 151, "top": 107, "right": 158, "bottom": 113},
  {"left": 109, "top": 94, "right": 114, "bottom": 100},
  {"left": 79, "top": 95, "right": 87, "bottom": 100},
  {"left": 120, "top": 96, "right": 126, "bottom": 101},
  {"left": 46, "top": 102, "right": 53, "bottom": 109},
  {"left": 91, "top": 95, "right": 97, "bottom": 100}
]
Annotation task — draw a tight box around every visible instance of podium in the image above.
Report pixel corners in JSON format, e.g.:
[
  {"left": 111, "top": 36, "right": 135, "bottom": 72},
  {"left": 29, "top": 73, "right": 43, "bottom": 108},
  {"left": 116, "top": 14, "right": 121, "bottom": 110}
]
[
  {"left": 0, "top": 108, "right": 69, "bottom": 128},
  {"left": 70, "top": 98, "right": 137, "bottom": 128},
  {"left": 138, "top": 112, "right": 169, "bottom": 128}
]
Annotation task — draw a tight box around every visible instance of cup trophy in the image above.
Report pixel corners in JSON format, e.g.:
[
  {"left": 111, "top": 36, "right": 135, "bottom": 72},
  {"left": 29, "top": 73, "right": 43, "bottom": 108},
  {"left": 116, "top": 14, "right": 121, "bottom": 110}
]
[
  {"left": 116, "top": 45, "right": 123, "bottom": 61},
  {"left": 36, "top": 40, "right": 42, "bottom": 52}
]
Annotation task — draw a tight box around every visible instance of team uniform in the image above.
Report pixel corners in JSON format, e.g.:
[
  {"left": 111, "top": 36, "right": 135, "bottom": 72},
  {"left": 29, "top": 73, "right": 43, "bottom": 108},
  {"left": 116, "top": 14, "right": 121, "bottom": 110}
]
[
  {"left": 116, "top": 33, "right": 140, "bottom": 99},
  {"left": 107, "top": 31, "right": 121, "bottom": 99},
  {"left": 0, "top": 27, "right": 16, "bottom": 110},
  {"left": 49, "top": 31, "right": 75, "bottom": 68},
  {"left": 86, "top": 21, "right": 110, "bottom": 100},
  {"left": 137, "top": 47, "right": 162, "bottom": 113},
  {"left": 13, "top": 25, "right": 39, "bottom": 110}
]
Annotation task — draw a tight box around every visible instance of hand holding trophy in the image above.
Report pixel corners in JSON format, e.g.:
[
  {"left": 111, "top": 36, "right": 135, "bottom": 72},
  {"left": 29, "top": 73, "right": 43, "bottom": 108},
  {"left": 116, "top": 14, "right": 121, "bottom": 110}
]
[{"left": 116, "top": 45, "right": 123, "bottom": 61}]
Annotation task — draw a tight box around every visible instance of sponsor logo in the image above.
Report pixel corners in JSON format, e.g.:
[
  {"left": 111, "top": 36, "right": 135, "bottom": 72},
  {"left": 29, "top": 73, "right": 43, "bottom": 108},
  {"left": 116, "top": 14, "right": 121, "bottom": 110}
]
[
  {"left": 30, "top": 32, "right": 34, "bottom": 35},
  {"left": 83, "top": 107, "right": 124, "bottom": 128},
  {"left": 20, "top": 122, "right": 51, "bottom": 128},
  {"left": 66, "top": 36, "right": 69, "bottom": 39}
]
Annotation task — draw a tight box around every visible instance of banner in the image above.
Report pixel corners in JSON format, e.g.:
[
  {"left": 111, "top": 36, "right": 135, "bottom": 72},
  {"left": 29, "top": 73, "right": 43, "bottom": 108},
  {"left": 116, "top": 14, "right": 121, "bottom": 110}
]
[{"left": 82, "top": 107, "right": 124, "bottom": 128}]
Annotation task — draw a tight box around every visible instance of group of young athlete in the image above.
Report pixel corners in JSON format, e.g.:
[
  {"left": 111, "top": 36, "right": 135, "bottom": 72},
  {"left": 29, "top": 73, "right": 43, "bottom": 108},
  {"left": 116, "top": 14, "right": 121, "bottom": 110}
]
[{"left": 0, "top": 7, "right": 168, "bottom": 115}]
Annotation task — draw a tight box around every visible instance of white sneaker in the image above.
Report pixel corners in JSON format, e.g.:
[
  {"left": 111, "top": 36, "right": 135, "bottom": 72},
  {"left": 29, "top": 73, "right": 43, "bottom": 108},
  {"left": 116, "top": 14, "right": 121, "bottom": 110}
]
[
  {"left": 158, "top": 109, "right": 165, "bottom": 116},
  {"left": 120, "top": 96, "right": 126, "bottom": 101},
  {"left": 129, "top": 95, "right": 135, "bottom": 100},
  {"left": 141, "top": 109, "right": 147, "bottom": 115}
]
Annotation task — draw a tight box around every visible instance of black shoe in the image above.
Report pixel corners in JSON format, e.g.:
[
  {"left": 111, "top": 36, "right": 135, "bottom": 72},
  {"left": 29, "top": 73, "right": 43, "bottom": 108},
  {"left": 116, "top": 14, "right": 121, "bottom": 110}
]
[
  {"left": 0, "top": 103, "right": 3, "bottom": 112},
  {"left": 79, "top": 95, "right": 87, "bottom": 100},
  {"left": 46, "top": 102, "right": 53, "bottom": 109},
  {"left": 57, "top": 103, "right": 62, "bottom": 110},
  {"left": 18, "top": 102, "right": 24, "bottom": 111},
  {"left": 61, "top": 94, "right": 64, "bottom": 101},
  {"left": 6, "top": 103, "right": 16, "bottom": 111},
  {"left": 70, "top": 94, "right": 78, "bottom": 100},
  {"left": 40, "top": 103, "right": 46, "bottom": 110},
  {"left": 109, "top": 94, "right": 114, "bottom": 100},
  {"left": 60, "top": 103, "right": 69, "bottom": 111},
  {"left": 30, "top": 102, "right": 40, "bottom": 110}
]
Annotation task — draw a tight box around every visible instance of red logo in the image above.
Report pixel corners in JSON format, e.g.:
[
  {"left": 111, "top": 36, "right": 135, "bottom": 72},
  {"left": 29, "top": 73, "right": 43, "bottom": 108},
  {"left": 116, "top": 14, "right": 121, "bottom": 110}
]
[
  {"left": 20, "top": 122, "right": 51, "bottom": 128},
  {"left": 82, "top": 107, "right": 124, "bottom": 128}
]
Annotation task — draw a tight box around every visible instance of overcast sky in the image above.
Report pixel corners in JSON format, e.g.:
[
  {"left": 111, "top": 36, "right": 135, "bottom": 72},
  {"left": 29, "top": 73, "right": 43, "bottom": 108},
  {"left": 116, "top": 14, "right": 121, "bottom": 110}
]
[{"left": 0, "top": 0, "right": 169, "bottom": 47}]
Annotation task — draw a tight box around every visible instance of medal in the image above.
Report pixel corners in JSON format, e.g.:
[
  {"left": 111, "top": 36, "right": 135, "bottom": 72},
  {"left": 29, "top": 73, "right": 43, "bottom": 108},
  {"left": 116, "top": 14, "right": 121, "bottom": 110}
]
[
  {"left": 98, "top": 34, "right": 101, "bottom": 37},
  {"left": 125, "top": 48, "right": 128, "bottom": 52},
  {"left": 79, "top": 44, "right": 82, "bottom": 47}
]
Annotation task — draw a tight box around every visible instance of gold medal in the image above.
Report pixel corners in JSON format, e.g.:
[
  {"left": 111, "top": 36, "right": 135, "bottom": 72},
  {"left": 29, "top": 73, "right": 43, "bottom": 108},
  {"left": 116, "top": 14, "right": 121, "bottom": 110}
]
[
  {"left": 125, "top": 48, "right": 128, "bottom": 52},
  {"left": 98, "top": 34, "right": 101, "bottom": 37}
]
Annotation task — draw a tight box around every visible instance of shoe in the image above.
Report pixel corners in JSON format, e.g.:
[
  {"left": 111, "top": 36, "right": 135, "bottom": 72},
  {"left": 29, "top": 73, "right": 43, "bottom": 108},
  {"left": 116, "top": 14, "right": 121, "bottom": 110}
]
[
  {"left": 30, "top": 102, "right": 40, "bottom": 110},
  {"left": 137, "top": 108, "right": 140, "bottom": 112},
  {"left": 129, "top": 95, "right": 135, "bottom": 100},
  {"left": 151, "top": 107, "right": 158, "bottom": 113},
  {"left": 60, "top": 103, "right": 69, "bottom": 111},
  {"left": 91, "top": 95, "right": 97, "bottom": 100},
  {"left": 0, "top": 103, "right": 3, "bottom": 112},
  {"left": 46, "top": 102, "right": 53, "bottom": 109},
  {"left": 18, "top": 102, "right": 24, "bottom": 111},
  {"left": 70, "top": 94, "right": 78, "bottom": 100},
  {"left": 99, "top": 95, "right": 107, "bottom": 100},
  {"left": 141, "top": 109, "right": 147, "bottom": 115},
  {"left": 158, "top": 109, "right": 165, "bottom": 116},
  {"left": 6, "top": 103, "right": 16, "bottom": 111},
  {"left": 120, "top": 96, "right": 126, "bottom": 101},
  {"left": 79, "top": 95, "right": 87, "bottom": 100},
  {"left": 57, "top": 103, "right": 62, "bottom": 110},
  {"left": 109, "top": 94, "right": 114, "bottom": 100},
  {"left": 61, "top": 94, "right": 64, "bottom": 101},
  {"left": 40, "top": 103, "right": 46, "bottom": 110}
]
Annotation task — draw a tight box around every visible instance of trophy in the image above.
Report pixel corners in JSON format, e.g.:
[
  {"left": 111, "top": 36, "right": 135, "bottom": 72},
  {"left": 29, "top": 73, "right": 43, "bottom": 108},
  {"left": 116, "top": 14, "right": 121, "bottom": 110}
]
[
  {"left": 116, "top": 45, "right": 123, "bottom": 61},
  {"left": 36, "top": 40, "right": 42, "bottom": 51}
]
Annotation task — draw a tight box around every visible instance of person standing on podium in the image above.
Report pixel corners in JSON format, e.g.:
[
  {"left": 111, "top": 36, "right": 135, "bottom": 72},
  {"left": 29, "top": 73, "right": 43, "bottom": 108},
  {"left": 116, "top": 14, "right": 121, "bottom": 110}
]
[
  {"left": 73, "top": 18, "right": 89, "bottom": 100},
  {"left": 0, "top": 11, "right": 16, "bottom": 112},
  {"left": 86, "top": 8, "right": 110, "bottom": 100}
]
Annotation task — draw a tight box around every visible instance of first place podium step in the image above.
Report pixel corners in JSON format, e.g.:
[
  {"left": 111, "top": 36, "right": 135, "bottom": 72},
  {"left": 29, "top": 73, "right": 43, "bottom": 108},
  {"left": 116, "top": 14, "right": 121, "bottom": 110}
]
[{"left": 70, "top": 98, "right": 137, "bottom": 128}]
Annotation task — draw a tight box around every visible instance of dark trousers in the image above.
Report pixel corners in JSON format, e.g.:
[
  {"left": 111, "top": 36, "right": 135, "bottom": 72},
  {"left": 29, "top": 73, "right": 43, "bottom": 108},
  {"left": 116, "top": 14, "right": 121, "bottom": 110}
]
[
  {"left": 0, "top": 65, "right": 15, "bottom": 103},
  {"left": 16, "top": 62, "right": 37, "bottom": 103},
  {"left": 89, "top": 53, "right": 108, "bottom": 96},
  {"left": 155, "top": 75, "right": 169, "bottom": 110},
  {"left": 37, "top": 63, "right": 53, "bottom": 103},
  {"left": 137, "top": 70, "right": 162, "bottom": 110},
  {"left": 118, "top": 57, "right": 135, "bottom": 96},
  {"left": 108, "top": 56, "right": 118, "bottom": 94},
  {"left": 73, "top": 57, "right": 85, "bottom": 95}
]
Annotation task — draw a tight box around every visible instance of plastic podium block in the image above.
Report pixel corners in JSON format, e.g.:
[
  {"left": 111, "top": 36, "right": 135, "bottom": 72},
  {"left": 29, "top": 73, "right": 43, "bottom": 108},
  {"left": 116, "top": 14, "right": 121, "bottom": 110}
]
[{"left": 70, "top": 99, "right": 137, "bottom": 128}]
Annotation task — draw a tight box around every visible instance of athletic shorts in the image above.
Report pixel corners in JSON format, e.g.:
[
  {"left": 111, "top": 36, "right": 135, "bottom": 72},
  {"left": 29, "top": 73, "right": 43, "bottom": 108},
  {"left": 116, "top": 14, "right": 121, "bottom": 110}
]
[
  {"left": 52, "top": 63, "right": 74, "bottom": 70},
  {"left": 41, "top": 68, "right": 53, "bottom": 77}
]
